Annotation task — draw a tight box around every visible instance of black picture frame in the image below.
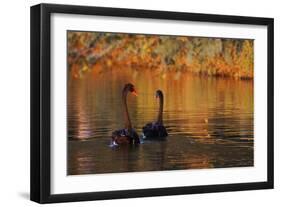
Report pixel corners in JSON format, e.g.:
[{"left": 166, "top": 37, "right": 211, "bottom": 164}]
[{"left": 30, "top": 3, "right": 274, "bottom": 204}]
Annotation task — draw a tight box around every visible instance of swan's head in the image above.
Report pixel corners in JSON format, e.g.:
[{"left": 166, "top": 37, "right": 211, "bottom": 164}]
[
  {"left": 155, "top": 90, "right": 163, "bottom": 99},
  {"left": 124, "top": 83, "right": 137, "bottom": 96}
]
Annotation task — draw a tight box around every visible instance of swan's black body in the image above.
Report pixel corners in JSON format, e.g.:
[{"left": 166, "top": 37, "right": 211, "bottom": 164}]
[
  {"left": 142, "top": 122, "right": 168, "bottom": 138},
  {"left": 111, "top": 83, "right": 140, "bottom": 145},
  {"left": 112, "top": 128, "right": 140, "bottom": 145},
  {"left": 142, "top": 90, "right": 168, "bottom": 139}
]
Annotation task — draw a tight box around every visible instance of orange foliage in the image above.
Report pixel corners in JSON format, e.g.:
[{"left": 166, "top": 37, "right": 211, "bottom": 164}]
[{"left": 67, "top": 32, "right": 254, "bottom": 80}]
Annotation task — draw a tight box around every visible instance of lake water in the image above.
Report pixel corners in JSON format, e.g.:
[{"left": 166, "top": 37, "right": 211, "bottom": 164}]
[{"left": 67, "top": 68, "right": 254, "bottom": 175}]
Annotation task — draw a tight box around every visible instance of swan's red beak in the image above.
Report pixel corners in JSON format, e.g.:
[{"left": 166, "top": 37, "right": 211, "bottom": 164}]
[{"left": 132, "top": 90, "right": 138, "bottom": 96}]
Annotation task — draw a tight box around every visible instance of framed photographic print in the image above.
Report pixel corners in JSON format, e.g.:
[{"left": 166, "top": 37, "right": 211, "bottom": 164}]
[{"left": 30, "top": 3, "right": 274, "bottom": 203}]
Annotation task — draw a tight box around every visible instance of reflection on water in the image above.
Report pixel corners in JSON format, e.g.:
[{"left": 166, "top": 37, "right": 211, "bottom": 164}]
[{"left": 67, "top": 68, "right": 253, "bottom": 175}]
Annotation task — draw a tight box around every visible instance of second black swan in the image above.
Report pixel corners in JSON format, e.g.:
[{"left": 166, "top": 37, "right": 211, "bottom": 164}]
[{"left": 142, "top": 90, "right": 168, "bottom": 139}]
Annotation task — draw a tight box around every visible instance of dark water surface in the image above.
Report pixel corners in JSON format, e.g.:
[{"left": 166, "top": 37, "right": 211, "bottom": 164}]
[{"left": 67, "top": 69, "right": 253, "bottom": 175}]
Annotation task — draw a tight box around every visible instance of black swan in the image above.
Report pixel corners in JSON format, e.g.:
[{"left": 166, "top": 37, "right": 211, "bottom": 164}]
[
  {"left": 111, "top": 83, "right": 140, "bottom": 146},
  {"left": 142, "top": 90, "right": 168, "bottom": 139}
]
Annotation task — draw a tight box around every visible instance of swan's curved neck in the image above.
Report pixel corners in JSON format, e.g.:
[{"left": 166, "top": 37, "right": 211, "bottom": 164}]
[
  {"left": 157, "top": 94, "right": 164, "bottom": 124},
  {"left": 122, "top": 90, "right": 132, "bottom": 129}
]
